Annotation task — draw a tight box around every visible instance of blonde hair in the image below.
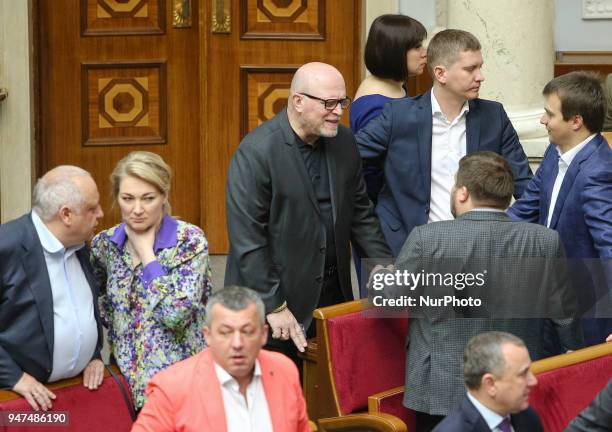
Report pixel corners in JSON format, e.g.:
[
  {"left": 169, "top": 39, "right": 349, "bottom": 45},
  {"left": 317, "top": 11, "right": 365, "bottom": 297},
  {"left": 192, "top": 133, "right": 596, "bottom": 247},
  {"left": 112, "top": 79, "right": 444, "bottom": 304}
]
[{"left": 111, "top": 151, "right": 172, "bottom": 215}]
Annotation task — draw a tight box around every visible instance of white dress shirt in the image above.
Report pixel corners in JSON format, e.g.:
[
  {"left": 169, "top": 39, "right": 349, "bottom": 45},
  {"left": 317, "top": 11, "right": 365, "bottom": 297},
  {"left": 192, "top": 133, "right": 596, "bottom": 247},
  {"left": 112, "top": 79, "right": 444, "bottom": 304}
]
[
  {"left": 467, "top": 392, "right": 515, "bottom": 432},
  {"left": 214, "top": 360, "right": 273, "bottom": 432},
  {"left": 429, "top": 91, "right": 469, "bottom": 223},
  {"left": 31, "top": 211, "right": 98, "bottom": 382},
  {"left": 546, "top": 134, "right": 594, "bottom": 227}
]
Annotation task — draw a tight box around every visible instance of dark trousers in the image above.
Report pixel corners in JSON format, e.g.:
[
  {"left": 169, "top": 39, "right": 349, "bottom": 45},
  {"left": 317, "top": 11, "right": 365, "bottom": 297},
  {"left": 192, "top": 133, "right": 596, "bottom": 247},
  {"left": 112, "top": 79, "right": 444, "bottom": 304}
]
[{"left": 415, "top": 411, "right": 444, "bottom": 432}]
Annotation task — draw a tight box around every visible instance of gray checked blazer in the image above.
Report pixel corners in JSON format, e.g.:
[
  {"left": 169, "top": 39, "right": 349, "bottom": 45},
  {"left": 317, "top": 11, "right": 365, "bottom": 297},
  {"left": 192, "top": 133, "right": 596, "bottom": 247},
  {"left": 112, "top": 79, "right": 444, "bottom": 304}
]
[{"left": 395, "top": 210, "right": 583, "bottom": 416}]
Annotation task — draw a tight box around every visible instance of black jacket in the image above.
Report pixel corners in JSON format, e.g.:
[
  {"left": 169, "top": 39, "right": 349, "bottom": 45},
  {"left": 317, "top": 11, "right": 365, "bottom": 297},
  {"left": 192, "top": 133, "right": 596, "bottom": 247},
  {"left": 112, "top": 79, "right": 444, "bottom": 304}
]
[{"left": 225, "top": 109, "right": 391, "bottom": 327}]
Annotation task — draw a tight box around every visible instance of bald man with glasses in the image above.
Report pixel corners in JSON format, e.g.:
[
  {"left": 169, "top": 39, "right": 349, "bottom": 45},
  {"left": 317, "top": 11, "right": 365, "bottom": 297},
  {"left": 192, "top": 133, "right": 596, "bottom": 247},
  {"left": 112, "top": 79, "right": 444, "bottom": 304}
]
[{"left": 225, "top": 62, "right": 391, "bottom": 365}]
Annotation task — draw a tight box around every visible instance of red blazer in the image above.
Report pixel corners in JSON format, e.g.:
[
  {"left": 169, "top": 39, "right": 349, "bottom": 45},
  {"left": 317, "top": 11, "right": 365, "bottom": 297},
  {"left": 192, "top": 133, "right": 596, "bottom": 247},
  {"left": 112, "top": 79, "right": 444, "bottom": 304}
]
[{"left": 131, "top": 348, "right": 311, "bottom": 432}]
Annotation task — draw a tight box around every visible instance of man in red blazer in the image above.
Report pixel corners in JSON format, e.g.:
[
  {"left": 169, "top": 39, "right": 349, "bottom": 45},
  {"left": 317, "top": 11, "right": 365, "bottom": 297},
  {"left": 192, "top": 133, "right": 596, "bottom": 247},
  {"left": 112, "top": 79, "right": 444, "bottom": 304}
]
[{"left": 132, "top": 286, "right": 311, "bottom": 432}]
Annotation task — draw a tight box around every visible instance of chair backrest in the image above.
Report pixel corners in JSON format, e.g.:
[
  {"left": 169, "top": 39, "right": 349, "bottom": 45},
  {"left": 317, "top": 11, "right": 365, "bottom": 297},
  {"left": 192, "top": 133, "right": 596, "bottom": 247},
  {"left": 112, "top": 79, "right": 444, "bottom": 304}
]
[
  {"left": 321, "top": 301, "right": 408, "bottom": 415},
  {"left": 529, "top": 342, "right": 612, "bottom": 432},
  {"left": 0, "top": 365, "right": 134, "bottom": 432}
]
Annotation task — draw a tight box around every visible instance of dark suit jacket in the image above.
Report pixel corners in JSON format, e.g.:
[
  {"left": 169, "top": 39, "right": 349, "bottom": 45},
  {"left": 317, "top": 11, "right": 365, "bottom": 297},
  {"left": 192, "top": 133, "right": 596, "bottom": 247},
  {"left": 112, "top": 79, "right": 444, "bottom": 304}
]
[
  {"left": 508, "top": 135, "right": 612, "bottom": 343},
  {"left": 564, "top": 376, "right": 612, "bottom": 432},
  {"left": 396, "top": 211, "right": 582, "bottom": 415},
  {"left": 433, "top": 396, "right": 543, "bottom": 432},
  {"left": 355, "top": 91, "right": 532, "bottom": 255},
  {"left": 0, "top": 213, "right": 102, "bottom": 388},
  {"left": 225, "top": 109, "right": 391, "bottom": 327}
]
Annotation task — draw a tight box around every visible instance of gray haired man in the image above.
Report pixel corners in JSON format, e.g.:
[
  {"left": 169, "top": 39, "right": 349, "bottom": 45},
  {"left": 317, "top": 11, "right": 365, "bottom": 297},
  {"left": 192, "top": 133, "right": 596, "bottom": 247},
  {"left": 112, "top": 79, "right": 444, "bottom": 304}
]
[
  {"left": 0, "top": 165, "right": 105, "bottom": 410},
  {"left": 434, "top": 331, "right": 543, "bottom": 432},
  {"left": 134, "top": 286, "right": 311, "bottom": 431}
]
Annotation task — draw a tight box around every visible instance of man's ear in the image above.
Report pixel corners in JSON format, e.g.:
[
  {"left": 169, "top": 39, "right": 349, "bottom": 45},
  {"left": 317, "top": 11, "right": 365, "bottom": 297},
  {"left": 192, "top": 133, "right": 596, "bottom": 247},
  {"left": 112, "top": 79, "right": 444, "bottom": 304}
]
[
  {"left": 433, "top": 65, "right": 447, "bottom": 84},
  {"left": 203, "top": 325, "right": 211, "bottom": 345},
  {"left": 292, "top": 93, "right": 304, "bottom": 113},
  {"left": 482, "top": 373, "right": 498, "bottom": 396},
  {"left": 58, "top": 205, "right": 73, "bottom": 225},
  {"left": 570, "top": 114, "right": 584, "bottom": 131},
  {"left": 457, "top": 185, "right": 470, "bottom": 203},
  {"left": 261, "top": 324, "right": 269, "bottom": 346}
]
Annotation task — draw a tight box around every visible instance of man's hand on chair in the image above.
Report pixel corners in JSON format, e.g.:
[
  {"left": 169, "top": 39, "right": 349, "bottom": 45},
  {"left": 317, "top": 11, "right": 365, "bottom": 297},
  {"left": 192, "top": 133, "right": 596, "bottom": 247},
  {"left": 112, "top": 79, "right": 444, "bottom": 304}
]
[
  {"left": 266, "top": 308, "right": 307, "bottom": 352},
  {"left": 83, "top": 359, "right": 104, "bottom": 390},
  {"left": 12, "top": 372, "right": 56, "bottom": 411}
]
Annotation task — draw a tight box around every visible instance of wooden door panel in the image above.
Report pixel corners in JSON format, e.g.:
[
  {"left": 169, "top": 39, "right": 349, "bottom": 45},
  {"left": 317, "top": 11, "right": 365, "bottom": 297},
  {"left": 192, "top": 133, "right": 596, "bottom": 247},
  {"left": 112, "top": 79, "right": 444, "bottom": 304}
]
[
  {"left": 203, "top": 0, "right": 361, "bottom": 253},
  {"left": 82, "top": 61, "right": 167, "bottom": 146},
  {"left": 239, "top": 66, "right": 295, "bottom": 137},
  {"left": 81, "top": 0, "right": 166, "bottom": 35},
  {"left": 240, "top": 0, "right": 325, "bottom": 39},
  {"left": 39, "top": 0, "right": 360, "bottom": 254},
  {"left": 40, "top": 0, "right": 201, "bottom": 231}
]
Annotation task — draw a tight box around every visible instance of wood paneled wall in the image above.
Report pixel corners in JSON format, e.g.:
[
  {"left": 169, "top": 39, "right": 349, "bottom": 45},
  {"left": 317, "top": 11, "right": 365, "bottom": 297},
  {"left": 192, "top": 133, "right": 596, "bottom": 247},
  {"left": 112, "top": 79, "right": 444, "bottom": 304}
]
[{"left": 555, "top": 51, "right": 612, "bottom": 77}]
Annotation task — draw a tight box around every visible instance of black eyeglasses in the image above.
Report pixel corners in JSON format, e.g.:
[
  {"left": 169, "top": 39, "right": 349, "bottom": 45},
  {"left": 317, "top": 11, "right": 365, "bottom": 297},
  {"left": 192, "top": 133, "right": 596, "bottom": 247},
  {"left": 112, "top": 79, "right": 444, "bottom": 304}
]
[{"left": 299, "top": 93, "right": 351, "bottom": 110}]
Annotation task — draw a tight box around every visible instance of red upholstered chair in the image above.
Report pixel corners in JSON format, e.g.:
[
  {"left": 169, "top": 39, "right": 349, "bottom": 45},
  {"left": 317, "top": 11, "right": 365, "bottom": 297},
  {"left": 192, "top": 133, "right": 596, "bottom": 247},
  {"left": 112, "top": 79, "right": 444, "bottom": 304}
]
[
  {"left": 0, "top": 365, "right": 135, "bottom": 432},
  {"left": 529, "top": 342, "right": 612, "bottom": 432},
  {"left": 301, "top": 299, "right": 414, "bottom": 432}
]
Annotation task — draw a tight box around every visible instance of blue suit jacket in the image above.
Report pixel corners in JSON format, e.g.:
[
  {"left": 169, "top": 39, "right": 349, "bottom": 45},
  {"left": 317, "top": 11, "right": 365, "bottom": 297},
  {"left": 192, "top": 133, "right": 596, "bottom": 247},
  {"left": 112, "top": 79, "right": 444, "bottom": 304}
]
[
  {"left": 508, "top": 134, "right": 612, "bottom": 343},
  {"left": 355, "top": 90, "right": 532, "bottom": 256},
  {"left": 433, "top": 396, "right": 543, "bottom": 432},
  {"left": 0, "top": 214, "right": 102, "bottom": 388}
]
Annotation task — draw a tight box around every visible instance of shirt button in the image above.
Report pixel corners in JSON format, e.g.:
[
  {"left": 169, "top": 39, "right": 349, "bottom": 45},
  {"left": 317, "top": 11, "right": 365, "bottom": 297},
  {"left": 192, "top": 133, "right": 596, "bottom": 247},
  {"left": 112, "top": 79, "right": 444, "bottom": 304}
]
[
  {"left": 319, "top": 246, "right": 326, "bottom": 253},
  {"left": 316, "top": 276, "right": 323, "bottom": 283}
]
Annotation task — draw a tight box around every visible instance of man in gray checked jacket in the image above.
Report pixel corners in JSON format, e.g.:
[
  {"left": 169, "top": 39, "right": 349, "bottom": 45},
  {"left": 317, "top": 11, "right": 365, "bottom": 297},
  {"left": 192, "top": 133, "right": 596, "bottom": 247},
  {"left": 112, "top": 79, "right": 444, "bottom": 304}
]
[{"left": 393, "top": 152, "right": 583, "bottom": 432}]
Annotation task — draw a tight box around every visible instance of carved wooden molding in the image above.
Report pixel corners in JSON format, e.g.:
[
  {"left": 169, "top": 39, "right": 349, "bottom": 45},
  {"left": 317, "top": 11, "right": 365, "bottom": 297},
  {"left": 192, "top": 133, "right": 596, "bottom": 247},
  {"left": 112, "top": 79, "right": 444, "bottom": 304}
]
[
  {"left": 81, "top": 0, "right": 166, "bottom": 36},
  {"left": 240, "top": 0, "right": 325, "bottom": 40},
  {"left": 583, "top": 0, "right": 612, "bottom": 19},
  {"left": 81, "top": 60, "right": 167, "bottom": 146},
  {"left": 239, "top": 65, "right": 298, "bottom": 138}
]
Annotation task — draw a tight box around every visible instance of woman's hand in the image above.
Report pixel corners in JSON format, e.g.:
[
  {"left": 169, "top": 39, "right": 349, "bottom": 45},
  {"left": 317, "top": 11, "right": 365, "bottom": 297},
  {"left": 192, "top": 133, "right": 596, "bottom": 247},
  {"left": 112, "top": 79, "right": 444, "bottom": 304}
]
[{"left": 125, "top": 223, "right": 157, "bottom": 267}]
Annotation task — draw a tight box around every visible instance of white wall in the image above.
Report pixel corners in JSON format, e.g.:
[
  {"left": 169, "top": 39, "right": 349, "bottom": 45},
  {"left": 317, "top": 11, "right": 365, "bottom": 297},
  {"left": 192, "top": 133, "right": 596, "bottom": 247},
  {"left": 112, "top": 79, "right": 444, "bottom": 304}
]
[
  {"left": 402, "top": 0, "right": 612, "bottom": 51},
  {"left": 555, "top": 0, "right": 612, "bottom": 50},
  {"left": 0, "top": 0, "right": 34, "bottom": 222},
  {"left": 399, "top": 0, "right": 437, "bottom": 31}
]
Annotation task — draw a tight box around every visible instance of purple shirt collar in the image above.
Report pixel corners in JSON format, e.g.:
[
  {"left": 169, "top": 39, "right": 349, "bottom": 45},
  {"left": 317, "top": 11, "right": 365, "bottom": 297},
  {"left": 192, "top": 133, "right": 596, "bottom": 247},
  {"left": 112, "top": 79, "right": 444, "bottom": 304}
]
[{"left": 110, "top": 214, "right": 178, "bottom": 252}]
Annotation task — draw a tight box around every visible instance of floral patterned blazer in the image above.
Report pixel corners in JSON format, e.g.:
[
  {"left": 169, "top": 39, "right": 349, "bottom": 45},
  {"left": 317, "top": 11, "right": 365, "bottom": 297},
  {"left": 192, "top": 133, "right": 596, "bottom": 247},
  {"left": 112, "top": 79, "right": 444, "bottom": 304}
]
[{"left": 91, "top": 215, "right": 211, "bottom": 408}]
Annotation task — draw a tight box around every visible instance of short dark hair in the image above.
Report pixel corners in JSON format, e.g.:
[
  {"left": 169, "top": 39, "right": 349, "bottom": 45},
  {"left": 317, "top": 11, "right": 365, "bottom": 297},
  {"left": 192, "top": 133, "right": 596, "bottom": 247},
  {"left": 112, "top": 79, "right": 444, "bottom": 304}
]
[
  {"left": 205, "top": 286, "right": 265, "bottom": 326},
  {"left": 455, "top": 152, "right": 514, "bottom": 209},
  {"left": 463, "top": 331, "right": 525, "bottom": 390},
  {"left": 364, "top": 14, "right": 427, "bottom": 82},
  {"left": 427, "top": 29, "right": 481, "bottom": 75},
  {"left": 543, "top": 71, "right": 606, "bottom": 134}
]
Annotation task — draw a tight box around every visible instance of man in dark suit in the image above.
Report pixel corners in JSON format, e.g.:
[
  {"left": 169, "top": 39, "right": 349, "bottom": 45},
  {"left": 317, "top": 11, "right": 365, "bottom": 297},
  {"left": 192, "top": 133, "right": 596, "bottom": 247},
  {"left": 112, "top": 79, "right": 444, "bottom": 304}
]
[
  {"left": 508, "top": 71, "right": 612, "bottom": 345},
  {"left": 565, "top": 376, "right": 612, "bottom": 431},
  {"left": 434, "top": 332, "right": 543, "bottom": 432},
  {"left": 225, "top": 62, "right": 391, "bottom": 360},
  {"left": 0, "top": 166, "right": 105, "bottom": 410},
  {"left": 355, "top": 29, "right": 531, "bottom": 256},
  {"left": 392, "top": 152, "right": 581, "bottom": 431}
]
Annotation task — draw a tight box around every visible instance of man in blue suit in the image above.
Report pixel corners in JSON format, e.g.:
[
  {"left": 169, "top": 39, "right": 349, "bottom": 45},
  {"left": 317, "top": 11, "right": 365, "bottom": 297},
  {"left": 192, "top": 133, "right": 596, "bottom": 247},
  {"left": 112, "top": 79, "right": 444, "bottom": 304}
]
[
  {"left": 508, "top": 71, "right": 612, "bottom": 345},
  {"left": 434, "top": 332, "right": 543, "bottom": 432},
  {"left": 0, "top": 166, "right": 105, "bottom": 411},
  {"left": 355, "top": 29, "right": 531, "bottom": 256}
]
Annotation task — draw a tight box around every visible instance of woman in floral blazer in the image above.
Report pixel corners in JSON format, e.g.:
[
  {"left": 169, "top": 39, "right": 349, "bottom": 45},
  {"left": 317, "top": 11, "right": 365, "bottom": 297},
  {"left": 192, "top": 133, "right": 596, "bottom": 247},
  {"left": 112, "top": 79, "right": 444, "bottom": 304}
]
[{"left": 91, "top": 151, "right": 211, "bottom": 409}]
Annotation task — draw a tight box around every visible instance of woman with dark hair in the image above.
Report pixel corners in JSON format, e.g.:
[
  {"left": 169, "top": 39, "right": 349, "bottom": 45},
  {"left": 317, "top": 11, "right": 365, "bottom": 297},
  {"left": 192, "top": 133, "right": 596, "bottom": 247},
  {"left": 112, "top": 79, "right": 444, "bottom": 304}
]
[
  {"left": 351, "top": 14, "right": 427, "bottom": 136},
  {"left": 351, "top": 15, "right": 426, "bottom": 296},
  {"left": 352, "top": 14, "right": 427, "bottom": 175}
]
